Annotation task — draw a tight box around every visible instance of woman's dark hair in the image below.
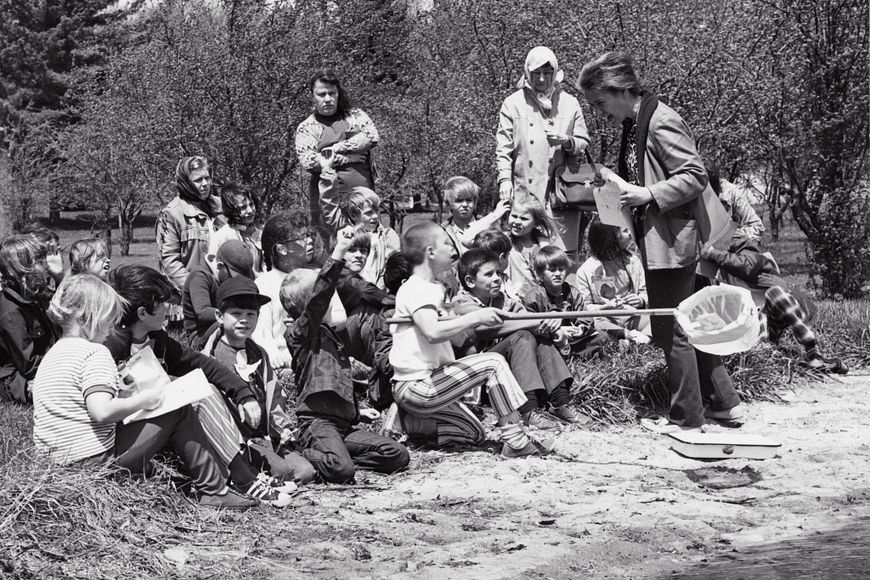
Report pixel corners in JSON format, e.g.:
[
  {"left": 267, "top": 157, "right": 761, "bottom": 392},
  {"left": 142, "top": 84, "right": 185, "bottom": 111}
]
[
  {"left": 587, "top": 219, "right": 628, "bottom": 262},
  {"left": 577, "top": 51, "right": 642, "bottom": 96},
  {"left": 309, "top": 67, "right": 352, "bottom": 117},
  {"left": 108, "top": 265, "right": 175, "bottom": 328},
  {"left": 219, "top": 181, "right": 256, "bottom": 226}
]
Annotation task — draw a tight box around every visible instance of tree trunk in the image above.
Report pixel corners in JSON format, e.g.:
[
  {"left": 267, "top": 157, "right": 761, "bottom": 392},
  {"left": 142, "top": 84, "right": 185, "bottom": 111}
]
[{"left": 0, "top": 156, "right": 14, "bottom": 237}]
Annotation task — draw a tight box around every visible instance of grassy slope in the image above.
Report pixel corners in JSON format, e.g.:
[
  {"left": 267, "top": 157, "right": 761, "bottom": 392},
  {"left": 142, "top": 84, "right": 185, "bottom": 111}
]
[{"left": 2, "top": 212, "right": 867, "bottom": 577}]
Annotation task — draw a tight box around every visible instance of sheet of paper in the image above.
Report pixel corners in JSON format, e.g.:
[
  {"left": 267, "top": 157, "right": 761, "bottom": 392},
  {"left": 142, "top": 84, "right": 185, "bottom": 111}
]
[
  {"left": 593, "top": 181, "right": 634, "bottom": 232},
  {"left": 122, "top": 368, "right": 213, "bottom": 424}
]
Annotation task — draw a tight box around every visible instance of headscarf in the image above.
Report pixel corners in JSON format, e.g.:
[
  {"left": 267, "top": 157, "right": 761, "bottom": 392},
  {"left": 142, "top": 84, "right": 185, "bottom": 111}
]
[
  {"left": 175, "top": 156, "right": 219, "bottom": 217},
  {"left": 517, "top": 46, "right": 565, "bottom": 112}
]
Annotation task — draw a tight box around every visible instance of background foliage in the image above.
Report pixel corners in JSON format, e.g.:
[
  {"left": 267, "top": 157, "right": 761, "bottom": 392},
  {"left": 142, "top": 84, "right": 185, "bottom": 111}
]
[{"left": 0, "top": 0, "right": 867, "bottom": 295}]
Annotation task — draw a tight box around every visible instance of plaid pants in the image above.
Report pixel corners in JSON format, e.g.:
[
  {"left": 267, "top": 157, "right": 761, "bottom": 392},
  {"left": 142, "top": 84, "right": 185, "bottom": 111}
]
[
  {"left": 393, "top": 353, "right": 527, "bottom": 445},
  {"left": 764, "top": 286, "right": 818, "bottom": 355}
]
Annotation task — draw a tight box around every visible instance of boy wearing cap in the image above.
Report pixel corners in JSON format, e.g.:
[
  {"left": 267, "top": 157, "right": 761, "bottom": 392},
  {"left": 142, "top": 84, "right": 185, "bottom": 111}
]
[
  {"left": 202, "top": 276, "right": 316, "bottom": 486},
  {"left": 182, "top": 239, "right": 255, "bottom": 350}
]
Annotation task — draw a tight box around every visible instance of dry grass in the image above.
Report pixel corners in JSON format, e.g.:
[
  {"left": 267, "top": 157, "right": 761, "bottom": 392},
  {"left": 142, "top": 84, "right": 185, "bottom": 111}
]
[{"left": 2, "top": 213, "right": 867, "bottom": 576}]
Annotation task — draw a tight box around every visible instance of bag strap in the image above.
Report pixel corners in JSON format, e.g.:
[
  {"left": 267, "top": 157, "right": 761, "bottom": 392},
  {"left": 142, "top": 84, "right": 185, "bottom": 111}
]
[{"left": 584, "top": 149, "right": 602, "bottom": 181}]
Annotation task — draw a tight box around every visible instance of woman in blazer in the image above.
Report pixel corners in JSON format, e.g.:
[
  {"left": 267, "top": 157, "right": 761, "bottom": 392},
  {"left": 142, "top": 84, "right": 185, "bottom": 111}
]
[{"left": 577, "top": 52, "right": 743, "bottom": 432}]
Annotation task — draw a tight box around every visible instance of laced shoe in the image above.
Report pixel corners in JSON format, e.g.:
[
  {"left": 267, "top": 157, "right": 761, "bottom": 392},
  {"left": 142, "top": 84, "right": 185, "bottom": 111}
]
[
  {"left": 257, "top": 472, "right": 298, "bottom": 494},
  {"left": 244, "top": 477, "right": 292, "bottom": 508},
  {"left": 549, "top": 404, "right": 592, "bottom": 426},
  {"left": 522, "top": 409, "right": 565, "bottom": 432},
  {"left": 704, "top": 404, "right": 746, "bottom": 423},
  {"left": 501, "top": 438, "right": 550, "bottom": 458}
]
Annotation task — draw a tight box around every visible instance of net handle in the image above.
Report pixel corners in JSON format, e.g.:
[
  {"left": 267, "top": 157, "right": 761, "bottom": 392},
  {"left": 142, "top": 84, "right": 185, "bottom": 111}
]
[{"left": 385, "top": 308, "right": 677, "bottom": 325}]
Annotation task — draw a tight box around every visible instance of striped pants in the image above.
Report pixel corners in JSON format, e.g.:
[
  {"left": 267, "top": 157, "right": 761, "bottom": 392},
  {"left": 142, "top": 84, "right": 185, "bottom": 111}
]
[
  {"left": 763, "top": 286, "right": 818, "bottom": 355},
  {"left": 393, "top": 353, "right": 527, "bottom": 447},
  {"left": 190, "top": 386, "right": 244, "bottom": 466}
]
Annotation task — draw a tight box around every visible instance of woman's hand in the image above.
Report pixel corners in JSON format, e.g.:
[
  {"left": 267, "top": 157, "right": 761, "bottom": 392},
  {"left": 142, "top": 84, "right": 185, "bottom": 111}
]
[
  {"left": 603, "top": 170, "right": 654, "bottom": 208},
  {"left": 544, "top": 128, "right": 569, "bottom": 148}
]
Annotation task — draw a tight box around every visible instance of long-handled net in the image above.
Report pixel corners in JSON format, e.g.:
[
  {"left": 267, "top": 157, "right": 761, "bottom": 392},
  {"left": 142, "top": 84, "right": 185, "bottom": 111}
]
[{"left": 386, "top": 285, "right": 763, "bottom": 356}]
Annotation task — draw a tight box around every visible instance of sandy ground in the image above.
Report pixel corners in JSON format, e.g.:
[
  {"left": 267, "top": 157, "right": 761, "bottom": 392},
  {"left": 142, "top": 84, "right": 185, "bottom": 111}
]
[{"left": 173, "top": 372, "right": 870, "bottom": 579}]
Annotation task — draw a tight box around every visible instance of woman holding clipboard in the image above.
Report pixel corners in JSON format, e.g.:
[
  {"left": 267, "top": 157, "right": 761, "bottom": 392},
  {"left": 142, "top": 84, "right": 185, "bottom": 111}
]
[{"left": 577, "top": 52, "right": 742, "bottom": 433}]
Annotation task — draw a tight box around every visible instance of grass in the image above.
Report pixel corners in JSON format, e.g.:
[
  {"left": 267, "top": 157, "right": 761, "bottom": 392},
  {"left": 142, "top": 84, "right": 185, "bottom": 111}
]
[{"left": 2, "top": 211, "right": 868, "bottom": 576}]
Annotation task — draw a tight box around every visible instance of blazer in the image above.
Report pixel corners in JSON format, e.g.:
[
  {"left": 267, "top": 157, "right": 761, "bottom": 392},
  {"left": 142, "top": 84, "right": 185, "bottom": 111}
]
[{"left": 633, "top": 102, "right": 731, "bottom": 270}]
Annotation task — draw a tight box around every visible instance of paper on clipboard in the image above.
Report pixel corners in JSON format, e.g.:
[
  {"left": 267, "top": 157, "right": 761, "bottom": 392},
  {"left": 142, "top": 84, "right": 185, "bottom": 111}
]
[
  {"left": 593, "top": 181, "right": 634, "bottom": 232},
  {"left": 122, "top": 368, "right": 213, "bottom": 424}
]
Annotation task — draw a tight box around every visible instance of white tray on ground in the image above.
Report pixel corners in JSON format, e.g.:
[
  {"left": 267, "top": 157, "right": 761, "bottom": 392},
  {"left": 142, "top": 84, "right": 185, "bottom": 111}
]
[{"left": 667, "top": 431, "right": 782, "bottom": 460}]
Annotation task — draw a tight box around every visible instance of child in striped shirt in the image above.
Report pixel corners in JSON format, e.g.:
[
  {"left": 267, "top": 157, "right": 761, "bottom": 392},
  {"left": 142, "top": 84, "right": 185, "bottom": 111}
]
[{"left": 32, "top": 274, "right": 255, "bottom": 509}]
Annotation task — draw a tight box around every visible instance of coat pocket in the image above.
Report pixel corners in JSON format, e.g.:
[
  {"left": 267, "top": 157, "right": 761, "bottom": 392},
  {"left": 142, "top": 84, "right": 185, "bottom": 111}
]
[{"left": 668, "top": 218, "right": 700, "bottom": 262}]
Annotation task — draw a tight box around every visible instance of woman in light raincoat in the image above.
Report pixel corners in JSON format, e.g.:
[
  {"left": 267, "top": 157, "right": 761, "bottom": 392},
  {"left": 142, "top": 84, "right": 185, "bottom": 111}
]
[{"left": 495, "top": 46, "right": 590, "bottom": 253}]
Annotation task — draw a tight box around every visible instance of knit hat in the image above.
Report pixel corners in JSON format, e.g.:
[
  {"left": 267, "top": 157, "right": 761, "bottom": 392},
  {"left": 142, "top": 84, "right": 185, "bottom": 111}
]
[
  {"left": 216, "top": 240, "right": 255, "bottom": 279},
  {"left": 216, "top": 275, "right": 271, "bottom": 308}
]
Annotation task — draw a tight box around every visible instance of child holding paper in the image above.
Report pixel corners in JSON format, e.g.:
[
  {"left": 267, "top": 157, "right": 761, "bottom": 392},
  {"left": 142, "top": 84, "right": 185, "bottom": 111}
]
[
  {"left": 105, "top": 265, "right": 300, "bottom": 503},
  {"left": 32, "top": 274, "right": 256, "bottom": 509}
]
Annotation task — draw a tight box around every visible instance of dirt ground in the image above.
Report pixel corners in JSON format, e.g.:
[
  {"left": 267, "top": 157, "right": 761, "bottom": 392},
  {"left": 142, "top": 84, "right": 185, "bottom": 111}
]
[{"left": 168, "top": 372, "right": 870, "bottom": 579}]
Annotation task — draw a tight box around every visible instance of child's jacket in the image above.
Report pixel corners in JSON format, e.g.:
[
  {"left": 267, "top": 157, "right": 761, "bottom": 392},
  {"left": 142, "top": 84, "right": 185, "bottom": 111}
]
[
  {"left": 201, "top": 329, "right": 292, "bottom": 447},
  {"left": 0, "top": 287, "right": 59, "bottom": 402},
  {"left": 284, "top": 259, "right": 358, "bottom": 423}
]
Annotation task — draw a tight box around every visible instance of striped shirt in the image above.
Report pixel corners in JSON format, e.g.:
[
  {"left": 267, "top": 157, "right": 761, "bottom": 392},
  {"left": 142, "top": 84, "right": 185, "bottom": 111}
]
[{"left": 32, "top": 337, "right": 119, "bottom": 464}]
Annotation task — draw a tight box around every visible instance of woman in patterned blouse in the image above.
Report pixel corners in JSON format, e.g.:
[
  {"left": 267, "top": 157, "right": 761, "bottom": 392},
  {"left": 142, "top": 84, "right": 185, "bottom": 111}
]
[{"left": 295, "top": 68, "right": 379, "bottom": 238}]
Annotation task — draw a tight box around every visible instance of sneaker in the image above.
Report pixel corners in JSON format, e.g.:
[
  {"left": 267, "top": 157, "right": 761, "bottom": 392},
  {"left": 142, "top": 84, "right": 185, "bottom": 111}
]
[
  {"left": 640, "top": 417, "right": 702, "bottom": 434},
  {"left": 257, "top": 472, "right": 298, "bottom": 494},
  {"left": 199, "top": 488, "right": 258, "bottom": 510},
  {"left": 501, "top": 438, "right": 549, "bottom": 458},
  {"left": 549, "top": 404, "right": 592, "bottom": 426},
  {"left": 522, "top": 409, "right": 565, "bottom": 432},
  {"left": 244, "top": 477, "right": 292, "bottom": 508},
  {"left": 704, "top": 404, "right": 746, "bottom": 423},
  {"left": 378, "top": 402, "right": 404, "bottom": 439}
]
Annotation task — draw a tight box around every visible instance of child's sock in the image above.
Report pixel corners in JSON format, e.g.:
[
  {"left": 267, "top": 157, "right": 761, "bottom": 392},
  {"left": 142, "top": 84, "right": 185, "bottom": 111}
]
[
  {"left": 228, "top": 452, "right": 258, "bottom": 488},
  {"left": 498, "top": 422, "right": 531, "bottom": 450},
  {"left": 518, "top": 397, "right": 540, "bottom": 416},
  {"left": 548, "top": 384, "right": 572, "bottom": 408}
]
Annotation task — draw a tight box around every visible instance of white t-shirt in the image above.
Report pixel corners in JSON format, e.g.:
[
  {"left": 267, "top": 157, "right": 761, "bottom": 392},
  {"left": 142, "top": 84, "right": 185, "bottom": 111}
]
[
  {"left": 32, "top": 337, "right": 119, "bottom": 464},
  {"left": 253, "top": 268, "right": 292, "bottom": 368},
  {"left": 389, "top": 274, "right": 455, "bottom": 381}
]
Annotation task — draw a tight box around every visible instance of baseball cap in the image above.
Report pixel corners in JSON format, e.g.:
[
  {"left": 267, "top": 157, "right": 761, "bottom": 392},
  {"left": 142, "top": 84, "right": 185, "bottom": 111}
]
[
  {"left": 216, "top": 275, "right": 271, "bottom": 308},
  {"left": 216, "top": 240, "right": 255, "bottom": 279}
]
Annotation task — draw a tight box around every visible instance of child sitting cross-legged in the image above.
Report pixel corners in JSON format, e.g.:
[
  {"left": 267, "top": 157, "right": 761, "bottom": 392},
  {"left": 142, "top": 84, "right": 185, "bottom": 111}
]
[
  {"left": 202, "top": 276, "right": 317, "bottom": 488},
  {"left": 452, "top": 248, "right": 588, "bottom": 428},
  {"left": 523, "top": 245, "right": 607, "bottom": 358},
  {"left": 388, "top": 221, "right": 548, "bottom": 457},
  {"left": 281, "top": 226, "right": 410, "bottom": 483},
  {"left": 575, "top": 220, "right": 651, "bottom": 345},
  {"left": 33, "top": 274, "right": 257, "bottom": 509},
  {"left": 105, "top": 265, "right": 303, "bottom": 505}
]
